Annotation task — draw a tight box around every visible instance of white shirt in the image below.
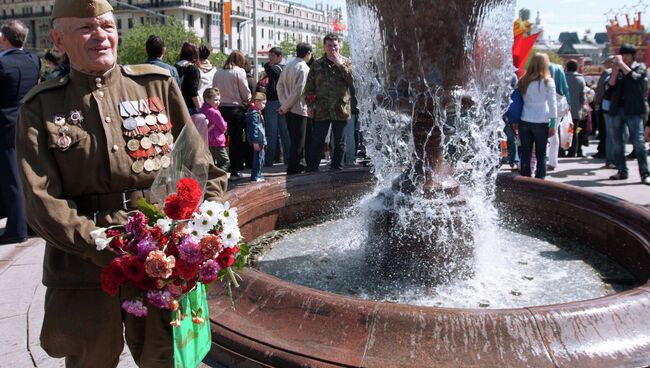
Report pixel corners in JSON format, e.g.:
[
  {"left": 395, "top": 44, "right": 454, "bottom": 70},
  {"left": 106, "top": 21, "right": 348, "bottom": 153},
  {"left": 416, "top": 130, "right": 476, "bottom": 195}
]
[
  {"left": 276, "top": 57, "right": 310, "bottom": 116},
  {"left": 520, "top": 79, "right": 558, "bottom": 123}
]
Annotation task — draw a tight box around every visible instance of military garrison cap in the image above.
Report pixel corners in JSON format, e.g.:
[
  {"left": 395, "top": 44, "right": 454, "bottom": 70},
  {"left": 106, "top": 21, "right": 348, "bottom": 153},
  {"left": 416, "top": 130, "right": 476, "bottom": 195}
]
[{"left": 52, "top": 0, "right": 113, "bottom": 20}]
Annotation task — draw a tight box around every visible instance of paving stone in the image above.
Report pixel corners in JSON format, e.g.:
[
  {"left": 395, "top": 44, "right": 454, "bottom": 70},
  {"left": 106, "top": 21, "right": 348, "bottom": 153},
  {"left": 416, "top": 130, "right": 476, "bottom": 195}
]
[
  {"left": 0, "top": 314, "right": 27, "bottom": 355},
  {"left": 0, "top": 264, "right": 42, "bottom": 291},
  {"left": 0, "top": 287, "right": 37, "bottom": 320},
  {"left": 0, "top": 348, "right": 35, "bottom": 366}
]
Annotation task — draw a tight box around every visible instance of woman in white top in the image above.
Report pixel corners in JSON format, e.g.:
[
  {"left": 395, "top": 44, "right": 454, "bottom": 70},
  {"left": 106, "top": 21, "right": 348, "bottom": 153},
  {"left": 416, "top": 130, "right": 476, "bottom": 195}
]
[
  {"left": 212, "top": 50, "right": 252, "bottom": 177},
  {"left": 517, "top": 53, "right": 557, "bottom": 179},
  {"left": 197, "top": 45, "right": 218, "bottom": 105}
]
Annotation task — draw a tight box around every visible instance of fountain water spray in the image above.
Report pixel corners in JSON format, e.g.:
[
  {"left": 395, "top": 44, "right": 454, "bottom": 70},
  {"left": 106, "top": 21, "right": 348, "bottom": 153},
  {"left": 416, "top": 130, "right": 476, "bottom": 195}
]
[{"left": 348, "top": 0, "right": 516, "bottom": 283}]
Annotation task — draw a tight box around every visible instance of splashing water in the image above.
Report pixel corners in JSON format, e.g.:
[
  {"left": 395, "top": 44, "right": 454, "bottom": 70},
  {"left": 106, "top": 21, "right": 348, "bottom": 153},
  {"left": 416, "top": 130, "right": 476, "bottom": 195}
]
[{"left": 347, "top": 0, "right": 516, "bottom": 282}]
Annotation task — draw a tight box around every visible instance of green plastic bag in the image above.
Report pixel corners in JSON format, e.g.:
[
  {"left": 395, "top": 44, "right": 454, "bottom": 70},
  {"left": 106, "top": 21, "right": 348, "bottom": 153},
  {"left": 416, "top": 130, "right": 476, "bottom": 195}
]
[{"left": 173, "top": 283, "right": 211, "bottom": 368}]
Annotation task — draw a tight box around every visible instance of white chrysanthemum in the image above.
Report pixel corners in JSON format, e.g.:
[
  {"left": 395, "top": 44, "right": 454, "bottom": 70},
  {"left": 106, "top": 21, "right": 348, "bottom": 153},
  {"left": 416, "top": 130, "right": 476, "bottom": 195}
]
[
  {"left": 220, "top": 205, "right": 238, "bottom": 226},
  {"left": 155, "top": 218, "right": 172, "bottom": 233},
  {"left": 95, "top": 237, "right": 109, "bottom": 251},
  {"left": 188, "top": 214, "right": 214, "bottom": 237},
  {"left": 221, "top": 223, "right": 241, "bottom": 248},
  {"left": 199, "top": 200, "right": 224, "bottom": 220}
]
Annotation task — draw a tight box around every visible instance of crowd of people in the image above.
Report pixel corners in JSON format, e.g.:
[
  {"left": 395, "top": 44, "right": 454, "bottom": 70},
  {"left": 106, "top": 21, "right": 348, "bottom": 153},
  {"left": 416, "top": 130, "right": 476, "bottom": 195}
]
[
  {"left": 149, "top": 33, "right": 360, "bottom": 182},
  {"left": 504, "top": 44, "right": 650, "bottom": 186}
]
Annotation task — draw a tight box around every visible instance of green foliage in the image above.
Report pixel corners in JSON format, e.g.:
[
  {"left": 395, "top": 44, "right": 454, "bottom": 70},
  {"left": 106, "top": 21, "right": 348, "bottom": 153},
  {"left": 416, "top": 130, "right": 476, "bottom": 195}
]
[
  {"left": 136, "top": 197, "right": 165, "bottom": 225},
  {"left": 233, "top": 243, "right": 250, "bottom": 271},
  {"left": 279, "top": 38, "right": 298, "bottom": 57},
  {"left": 118, "top": 20, "right": 226, "bottom": 66}
]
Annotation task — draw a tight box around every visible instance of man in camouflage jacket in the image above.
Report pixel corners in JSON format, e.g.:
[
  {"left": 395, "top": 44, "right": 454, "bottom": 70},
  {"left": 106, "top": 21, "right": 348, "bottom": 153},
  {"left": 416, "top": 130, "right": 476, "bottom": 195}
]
[{"left": 303, "top": 33, "right": 354, "bottom": 171}]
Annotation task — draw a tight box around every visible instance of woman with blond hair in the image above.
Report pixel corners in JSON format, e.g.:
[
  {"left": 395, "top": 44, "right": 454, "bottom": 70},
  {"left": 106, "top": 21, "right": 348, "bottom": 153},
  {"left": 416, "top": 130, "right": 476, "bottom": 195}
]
[
  {"left": 213, "top": 50, "right": 252, "bottom": 177},
  {"left": 516, "top": 53, "right": 557, "bottom": 179}
]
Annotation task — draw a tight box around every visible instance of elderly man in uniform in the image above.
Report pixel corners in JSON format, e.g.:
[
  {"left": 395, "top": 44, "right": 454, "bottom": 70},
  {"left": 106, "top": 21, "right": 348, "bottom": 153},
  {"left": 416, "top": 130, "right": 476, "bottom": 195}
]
[{"left": 16, "top": 0, "right": 227, "bottom": 367}]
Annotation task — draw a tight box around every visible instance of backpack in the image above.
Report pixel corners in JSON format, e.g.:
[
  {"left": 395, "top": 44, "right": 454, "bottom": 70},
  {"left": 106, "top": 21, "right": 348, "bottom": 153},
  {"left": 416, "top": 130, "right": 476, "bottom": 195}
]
[{"left": 256, "top": 76, "right": 269, "bottom": 93}]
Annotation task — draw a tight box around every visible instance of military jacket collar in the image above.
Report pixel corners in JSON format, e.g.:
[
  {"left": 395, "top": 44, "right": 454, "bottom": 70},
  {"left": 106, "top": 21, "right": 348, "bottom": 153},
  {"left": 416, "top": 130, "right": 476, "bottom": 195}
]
[{"left": 69, "top": 65, "right": 120, "bottom": 90}]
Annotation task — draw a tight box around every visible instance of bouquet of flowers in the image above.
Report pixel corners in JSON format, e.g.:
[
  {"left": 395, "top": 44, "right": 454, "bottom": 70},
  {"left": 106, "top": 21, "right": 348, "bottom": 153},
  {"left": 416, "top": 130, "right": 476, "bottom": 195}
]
[{"left": 91, "top": 177, "right": 248, "bottom": 326}]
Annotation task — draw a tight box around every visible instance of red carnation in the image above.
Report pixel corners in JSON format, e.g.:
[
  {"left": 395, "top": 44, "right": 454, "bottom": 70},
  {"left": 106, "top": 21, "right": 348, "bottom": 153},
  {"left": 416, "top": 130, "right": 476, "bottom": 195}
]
[
  {"left": 121, "top": 255, "right": 146, "bottom": 282},
  {"left": 173, "top": 258, "right": 200, "bottom": 280},
  {"left": 132, "top": 276, "right": 158, "bottom": 291},
  {"left": 216, "top": 252, "right": 235, "bottom": 268},
  {"left": 100, "top": 259, "right": 127, "bottom": 297},
  {"left": 163, "top": 178, "right": 202, "bottom": 220}
]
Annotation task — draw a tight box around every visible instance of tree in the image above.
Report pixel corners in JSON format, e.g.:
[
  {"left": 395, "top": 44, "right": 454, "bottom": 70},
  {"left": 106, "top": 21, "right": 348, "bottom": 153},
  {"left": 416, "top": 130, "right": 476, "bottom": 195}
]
[
  {"left": 118, "top": 20, "right": 225, "bottom": 67},
  {"left": 279, "top": 38, "right": 298, "bottom": 57},
  {"left": 525, "top": 47, "right": 564, "bottom": 69}
]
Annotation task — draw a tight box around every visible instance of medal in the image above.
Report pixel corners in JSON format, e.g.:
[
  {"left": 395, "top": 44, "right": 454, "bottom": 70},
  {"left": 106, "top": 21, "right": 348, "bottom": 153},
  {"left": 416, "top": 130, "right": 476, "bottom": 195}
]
[
  {"left": 153, "top": 157, "right": 162, "bottom": 171},
  {"left": 58, "top": 126, "right": 69, "bottom": 134},
  {"left": 149, "top": 133, "right": 161, "bottom": 145},
  {"left": 161, "top": 155, "right": 171, "bottom": 168},
  {"left": 131, "top": 160, "right": 144, "bottom": 174},
  {"left": 158, "top": 132, "right": 168, "bottom": 145},
  {"left": 123, "top": 117, "right": 138, "bottom": 131},
  {"left": 140, "top": 137, "right": 152, "bottom": 150},
  {"left": 143, "top": 159, "right": 155, "bottom": 172},
  {"left": 157, "top": 113, "right": 168, "bottom": 125},
  {"left": 139, "top": 99, "right": 151, "bottom": 114},
  {"left": 145, "top": 114, "right": 158, "bottom": 126},
  {"left": 69, "top": 110, "right": 83, "bottom": 124},
  {"left": 119, "top": 102, "right": 129, "bottom": 118},
  {"left": 149, "top": 96, "right": 165, "bottom": 112},
  {"left": 53, "top": 114, "right": 66, "bottom": 126},
  {"left": 127, "top": 139, "right": 140, "bottom": 151},
  {"left": 57, "top": 135, "right": 72, "bottom": 149},
  {"left": 135, "top": 116, "right": 146, "bottom": 127}
]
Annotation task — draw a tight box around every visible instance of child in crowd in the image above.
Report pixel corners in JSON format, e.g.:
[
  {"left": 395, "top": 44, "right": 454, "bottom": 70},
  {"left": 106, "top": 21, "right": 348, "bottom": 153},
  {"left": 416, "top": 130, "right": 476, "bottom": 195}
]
[
  {"left": 200, "top": 88, "right": 230, "bottom": 173},
  {"left": 246, "top": 92, "right": 268, "bottom": 182}
]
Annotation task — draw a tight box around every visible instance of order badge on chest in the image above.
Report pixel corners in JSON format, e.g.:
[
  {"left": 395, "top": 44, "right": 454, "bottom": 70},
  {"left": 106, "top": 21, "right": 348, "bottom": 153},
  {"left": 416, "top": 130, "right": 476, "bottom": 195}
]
[{"left": 119, "top": 96, "right": 174, "bottom": 174}]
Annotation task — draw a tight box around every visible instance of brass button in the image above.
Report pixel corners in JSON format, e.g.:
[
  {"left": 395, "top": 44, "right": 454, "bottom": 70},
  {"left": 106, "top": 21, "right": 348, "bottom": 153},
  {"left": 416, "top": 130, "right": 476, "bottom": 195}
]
[
  {"left": 111, "top": 145, "right": 119, "bottom": 152},
  {"left": 96, "top": 83, "right": 103, "bottom": 88},
  {"left": 95, "top": 77, "right": 102, "bottom": 83},
  {"left": 104, "top": 116, "right": 112, "bottom": 123},
  {"left": 97, "top": 91, "right": 104, "bottom": 98}
]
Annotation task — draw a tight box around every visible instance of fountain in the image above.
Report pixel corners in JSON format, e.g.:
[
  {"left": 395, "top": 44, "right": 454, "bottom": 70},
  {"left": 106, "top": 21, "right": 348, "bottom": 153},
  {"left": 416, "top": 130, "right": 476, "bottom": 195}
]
[{"left": 204, "top": 1, "right": 650, "bottom": 366}]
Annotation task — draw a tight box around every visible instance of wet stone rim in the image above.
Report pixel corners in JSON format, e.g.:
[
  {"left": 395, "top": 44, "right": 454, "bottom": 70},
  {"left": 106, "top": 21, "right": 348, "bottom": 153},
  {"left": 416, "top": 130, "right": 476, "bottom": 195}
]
[{"left": 206, "top": 169, "right": 650, "bottom": 368}]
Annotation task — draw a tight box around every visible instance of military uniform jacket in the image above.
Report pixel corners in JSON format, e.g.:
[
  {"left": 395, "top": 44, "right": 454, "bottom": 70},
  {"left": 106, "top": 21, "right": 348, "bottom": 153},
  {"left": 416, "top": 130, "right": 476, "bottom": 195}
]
[
  {"left": 17, "top": 65, "right": 227, "bottom": 288},
  {"left": 303, "top": 56, "right": 353, "bottom": 121}
]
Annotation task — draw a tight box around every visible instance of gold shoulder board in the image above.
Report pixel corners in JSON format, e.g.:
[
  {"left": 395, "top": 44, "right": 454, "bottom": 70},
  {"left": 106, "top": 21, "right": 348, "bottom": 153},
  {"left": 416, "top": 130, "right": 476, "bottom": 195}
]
[
  {"left": 21, "top": 76, "right": 69, "bottom": 104},
  {"left": 121, "top": 64, "right": 171, "bottom": 78}
]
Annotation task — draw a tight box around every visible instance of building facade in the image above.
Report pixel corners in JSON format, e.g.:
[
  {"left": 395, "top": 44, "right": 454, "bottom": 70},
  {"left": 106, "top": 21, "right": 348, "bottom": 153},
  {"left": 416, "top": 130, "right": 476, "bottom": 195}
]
[{"left": 0, "top": 0, "right": 342, "bottom": 56}]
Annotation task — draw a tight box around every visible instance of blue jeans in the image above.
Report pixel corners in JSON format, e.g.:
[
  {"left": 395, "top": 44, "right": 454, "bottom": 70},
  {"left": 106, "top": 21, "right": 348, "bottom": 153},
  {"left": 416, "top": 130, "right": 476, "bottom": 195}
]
[
  {"left": 609, "top": 111, "right": 649, "bottom": 178},
  {"left": 344, "top": 115, "right": 357, "bottom": 165},
  {"left": 251, "top": 147, "right": 265, "bottom": 181},
  {"left": 264, "top": 100, "right": 290, "bottom": 166},
  {"left": 504, "top": 121, "right": 519, "bottom": 165},
  {"left": 519, "top": 121, "right": 549, "bottom": 179}
]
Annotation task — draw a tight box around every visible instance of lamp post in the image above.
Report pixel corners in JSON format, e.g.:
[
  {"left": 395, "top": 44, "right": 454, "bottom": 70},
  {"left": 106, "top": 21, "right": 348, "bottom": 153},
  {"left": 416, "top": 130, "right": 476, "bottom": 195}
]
[{"left": 253, "top": 0, "right": 258, "bottom": 82}]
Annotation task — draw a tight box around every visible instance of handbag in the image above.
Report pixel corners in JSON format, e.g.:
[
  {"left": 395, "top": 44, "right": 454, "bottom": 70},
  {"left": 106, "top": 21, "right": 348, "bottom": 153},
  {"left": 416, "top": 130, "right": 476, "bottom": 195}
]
[{"left": 173, "top": 283, "right": 211, "bottom": 368}]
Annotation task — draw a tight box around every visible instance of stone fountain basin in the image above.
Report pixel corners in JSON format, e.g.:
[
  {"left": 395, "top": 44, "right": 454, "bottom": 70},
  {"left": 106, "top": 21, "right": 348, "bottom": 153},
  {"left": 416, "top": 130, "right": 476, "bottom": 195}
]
[{"left": 207, "top": 169, "right": 650, "bottom": 368}]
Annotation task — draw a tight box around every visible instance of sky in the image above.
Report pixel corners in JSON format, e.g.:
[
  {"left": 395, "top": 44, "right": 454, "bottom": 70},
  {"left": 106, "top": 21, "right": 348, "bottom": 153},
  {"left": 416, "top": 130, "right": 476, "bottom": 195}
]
[{"left": 292, "top": 0, "right": 648, "bottom": 41}]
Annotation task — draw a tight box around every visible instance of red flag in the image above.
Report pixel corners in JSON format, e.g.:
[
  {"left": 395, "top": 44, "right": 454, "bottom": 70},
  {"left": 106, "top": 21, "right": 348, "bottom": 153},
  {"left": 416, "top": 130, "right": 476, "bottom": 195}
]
[{"left": 512, "top": 33, "right": 539, "bottom": 78}]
